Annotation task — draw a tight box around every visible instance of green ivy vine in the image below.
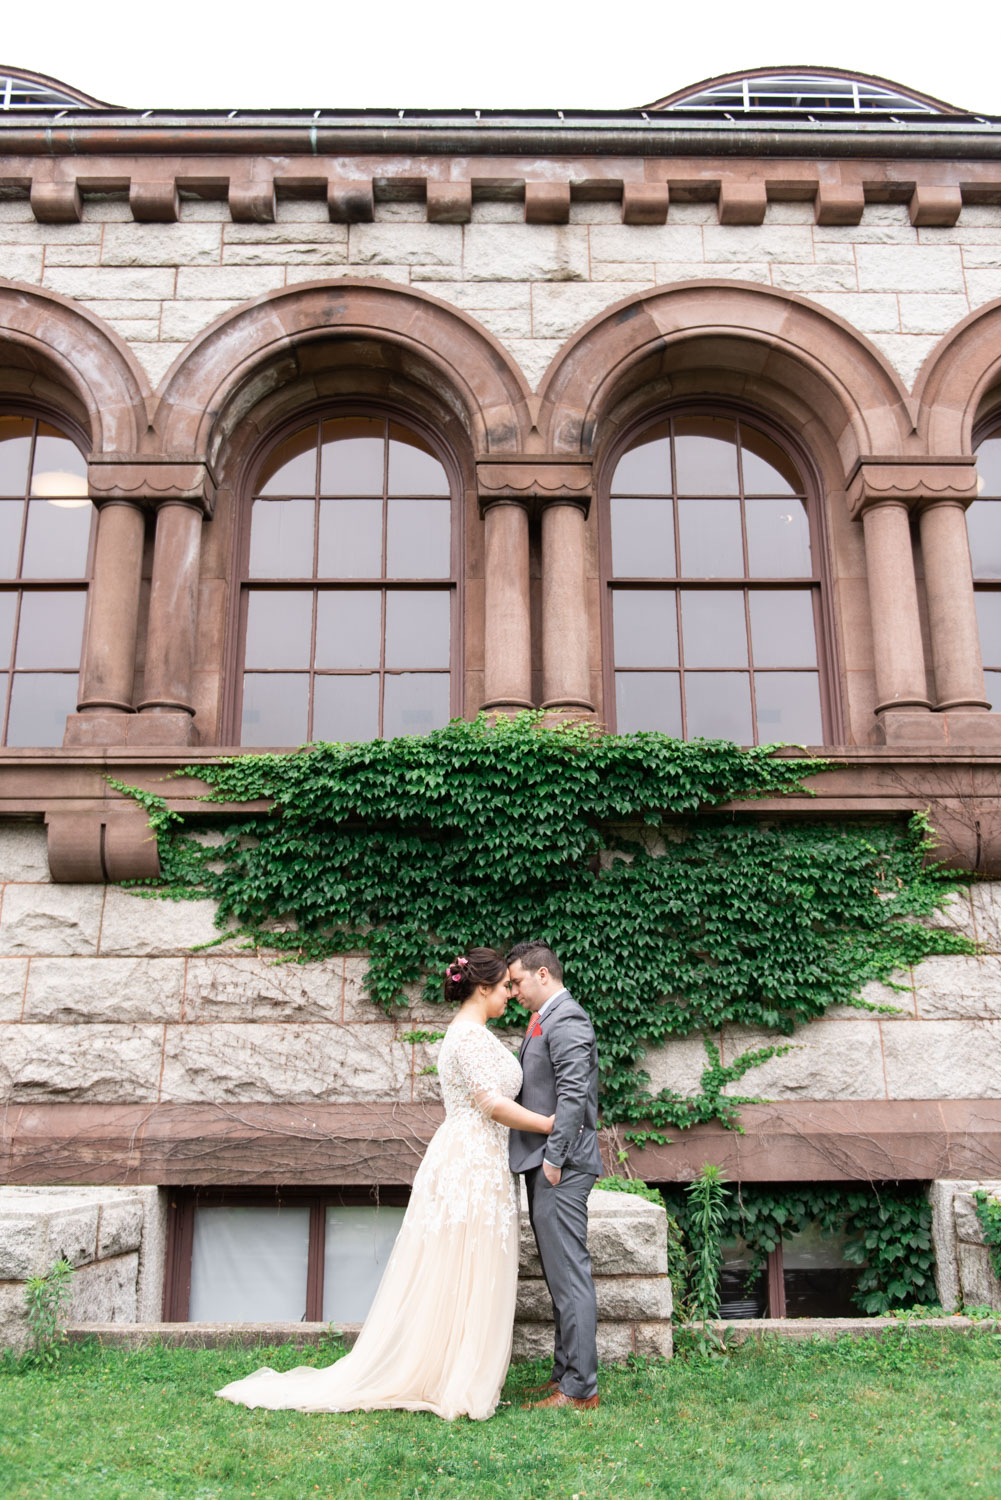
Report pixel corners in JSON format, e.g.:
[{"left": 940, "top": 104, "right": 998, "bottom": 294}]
[
  {"left": 662, "top": 1183, "right": 937, "bottom": 1315},
  {"left": 973, "top": 1191, "right": 1001, "bottom": 1283},
  {"left": 115, "top": 713, "right": 972, "bottom": 1134}
]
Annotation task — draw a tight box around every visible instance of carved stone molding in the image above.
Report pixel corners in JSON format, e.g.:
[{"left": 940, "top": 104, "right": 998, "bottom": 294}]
[
  {"left": 86, "top": 458, "right": 217, "bottom": 516},
  {"left": 476, "top": 457, "right": 592, "bottom": 517},
  {"left": 846, "top": 456, "right": 979, "bottom": 519},
  {"left": 46, "top": 809, "right": 160, "bottom": 884}
]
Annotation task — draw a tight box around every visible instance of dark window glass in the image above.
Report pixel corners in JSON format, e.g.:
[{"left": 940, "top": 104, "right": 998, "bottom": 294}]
[
  {"left": 740, "top": 428, "right": 799, "bottom": 494},
  {"left": 15, "top": 590, "right": 86, "bottom": 669},
  {"left": 612, "top": 590, "right": 678, "bottom": 668},
  {"left": 755, "top": 672, "right": 823, "bottom": 742},
  {"left": 610, "top": 497, "right": 675, "bottom": 577},
  {"left": 967, "top": 500, "right": 1001, "bottom": 581},
  {"left": 388, "top": 426, "right": 449, "bottom": 495},
  {"left": 609, "top": 423, "right": 671, "bottom": 495},
  {"left": 320, "top": 419, "right": 384, "bottom": 495},
  {"left": 248, "top": 500, "right": 314, "bottom": 578},
  {"left": 976, "top": 436, "right": 1001, "bottom": 497},
  {"left": 0, "top": 504, "right": 21, "bottom": 575},
  {"left": 318, "top": 498, "right": 383, "bottom": 578},
  {"left": 681, "top": 590, "right": 747, "bottom": 669},
  {"left": 749, "top": 590, "right": 817, "bottom": 668},
  {"left": 6, "top": 672, "right": 79, "bottom": 746},
  {"left": 31, "top": 427, "right": 87, "bottom": 492},
  {"left": 257, "top": 428, "right": 317, "bottom": 496},
  {"left": 384, "top": 591, "right": 450, "bottom": 670},
  {"left": 386, "top": 499, "right": 450, "bottom": 577},
  {"left": 0, "top": 418, "right": 32, "bottom": 496},
  {"left": 0, "top": 592, "right": 15, "bottom": 658},
  {"left": 986, "top": 669, "right": 1001, "bottom": 712},
  {"left": 975, "top": 592, "right": 1001, "bottom": 665},
  {"left": 20, "top": 498, "right": 90, "bottom": 579},
  {"left": 972, "top": 429, "right": 1001, "bottom": 701}
]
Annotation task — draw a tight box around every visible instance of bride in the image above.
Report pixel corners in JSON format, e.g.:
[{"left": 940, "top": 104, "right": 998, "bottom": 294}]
[{"left": 216, "top": 947, "right": 554, "bottom": 1421}]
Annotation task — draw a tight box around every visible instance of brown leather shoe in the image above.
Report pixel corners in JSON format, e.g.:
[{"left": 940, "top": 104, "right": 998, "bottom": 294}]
[
  {"left": 521, "top": 1390, "right": 600, "bottom": 1411},
  {"left": 523, "top": 1379, "right": 561, "bottom": 1396}
]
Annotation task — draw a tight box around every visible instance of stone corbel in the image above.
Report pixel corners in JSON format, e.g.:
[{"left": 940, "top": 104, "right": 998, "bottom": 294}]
[
  {"left": 846, "top": 456, "right": 979, "bottom": 520},
  {"left": 86, "top": 457, "right": 217, "bottom": 517},
  {"left": 46, "top": 809, "right": 160, "bottom": 884},
  {"left": 475, "top": 457, "right": 592, "bottom": 520}
]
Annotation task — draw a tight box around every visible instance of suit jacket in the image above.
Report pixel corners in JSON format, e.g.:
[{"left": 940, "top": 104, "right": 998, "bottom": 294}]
[{"left": 508, "top": 990, "right": 603, "bottom": 1176}]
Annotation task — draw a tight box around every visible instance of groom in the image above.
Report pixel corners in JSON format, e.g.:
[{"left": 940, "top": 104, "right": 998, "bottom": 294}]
[{"left": 507, "top": 941, "right": 603, "bottom": 1411}]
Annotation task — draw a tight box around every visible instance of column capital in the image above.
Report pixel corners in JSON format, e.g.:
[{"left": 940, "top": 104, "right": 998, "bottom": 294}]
[
  {"left": 846, "top": 456, "right": 978, "bottom": 520},
  {"left": 87, "top": 457, "right": 217, "bottom": 517},
  {"left": 475, "top": 456, "right": 592, "bottom": 518}
]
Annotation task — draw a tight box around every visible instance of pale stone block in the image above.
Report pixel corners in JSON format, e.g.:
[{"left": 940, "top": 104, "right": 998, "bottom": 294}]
[
  {"left": 23, "top": 956, "right": 185, "bottom": 1022},
  {"left": 101, "top": 223, "right": 222, "bottom": 266},
  {"left": 179, "top": 199, "right": 230, "bottom": 221},
  {"left": 402, "top": 265, "right": 462, "bottom": 283},
  {"left": 0, "top": 221, "right": 100, "bottom": 245},
  {"left": 224, "top": 222, "right": 348, "bottom": 246},
  {"left": 504, "top": 338, "right": 564, "bottom": 389},
  {"left": 0, "top": 959, "right": 26, "bottom": 1020},
  {"left": 929, "top": 1179, "right": 962, "bottom": 1310},
  {"left": 643, "top": 1033, "right": 720, "bottom": 1098},
  {"left": 960, "top": 244, "right": 1001, "bottom": 266},
  {"left": 469, "top": 200, "right": 523, "bottom": 224},
  {"left": 654, "top": 260, "right": 771, "bottom": 285},
  {"left": 512, "top": 1319, "right": 636, "bottom": 1363},
  {"left": 430, "top": 281, "right": 531, "bottom": 311},
  {"left": 284, "top": 263, "right": 411, "bottom": 287},
  {"left": 69, "top": 1254, "right": 139, "bottom": 1324},
  {"left": 666, "top": 202, "right": 718, "bottom": 224},
  {"left": 43, "top": 244, "right": 102, "bottom": 266},
  {"left": 42, "top": 266, "right": 176, "bottom": 299},
  {"left": 130, "top": 342, "right": 184, "bottom": 386},
  {"left": 108, "top": 318, "right": 161, "bottom": 342},
  {"left": 634, "top": 1320, "right": 673, "bottom": 1359},
  {"left": 826, "top": 976, "right": 912, "bottom": 1020},
  {"left": 463, "top": 224, "right": 589, "bottom": 281},
  {"left": 720, "top": 1020, "right": 886, "bottom": 1099},
  {"left": 184, "top": 954, "right": 343, "bottom": 1022},
  {"left": 159, "top": 299, "right": 239, "bottom": 340},
  {"left": 807, "top": 292, "right": 901, "bottom": 333},
  {"left": 881, "top": 1019, "right": 1001, "bottom": 1097},
  {"left": 516, "top": 1273, "right": 670, "bottom": 1321},
  {"left": 589, "top": 223, "right": 703, "bottom": 263},
  {"left": 898, "top": 294, "right": 971, "bottom": 334},
  {"left": 80, "top": 196, "right": 132, "bottom": 222},
  {"left": 0, "top": 823, "right": 50, "bottom": 882},
  {"left": 348, "top": 222, "right": 462, "bottom": 266},
  {"left": 966, "top": 269, "right": 1001, "bottom": 307},
  {"left": 770, "top": 261, "right": 859, "bottom": 293},
  {"left": 79, "top": 299, "right": 162, "bottom": 319},
  {"left": 856, "top": 245, "right": 965, "bottom": 294},
  {"left": 865, "top": 331, "right": 941, "bottom": 388},
  {"left": 0, "top": 884, "right": 103, "bottom": 956},
  {"left": 913, "top": 954, "right": 1001, "bottom": 1019},
  {"left": 591, "top": 261, "right": 655, "bottom": 282},
  {"left": 813, "top": 242, "right": 857, "bottom": 263},
  {"left": 0, "top": 198, "right": 35, "bottom": 222},
  {"left": 223, "top": 242, "right": 348, "bottom": 266},
  {"left": 96, "top": 1198, "right": 145, "bottom": 1259},
  {"left": 817, "top": 223, "right": 917, "bottom": 246},
  {"left": 99, "top": 888, "right": 239, "bottom": 956},
  {"left": 958, "top": 1242, "right": 1001, "bottom": 1308},
  {"left": 466, "top": 306, "right": 533, "bottom": 340},
  {"left": 174, "top": 265, "right": 284, "bottom": 299},
  {"left": 569, "top": 201, "right": 622, "bottom": 223},
  {"left": 531, "top": 281, "right": 651, "bottom": 339},
  {"left": 372, "top": 201, "right": 426, "bottom": 222},
  {"left": 954, "top": 1184, "right": 1001, "bottom": 1243},
  {"left": 703, "top": 225, "right": 814, "bottom": 263},
  {"left": 763, "top": 201, "right": 816, "bottom": 224},
  {"left": 159, "top": 1021, "right": 409, "bottom": 1103},
  {"left": 275, "top": 199, "right": 330, "bottom": 222},
  {"left": 969, "top": 883, "right": 1001, "bottom": 949},
  {"left": 0, "top": 1023, "right": 164, "bottom": 1101},
  {"left": 136, "top": 1186, "right": 167, "bottom": 1322}
]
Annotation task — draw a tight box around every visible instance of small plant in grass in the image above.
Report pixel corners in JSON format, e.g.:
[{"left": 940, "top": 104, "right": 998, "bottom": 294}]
[
  {"left": 973, "top": 1190, "right": 1001, "bottom": 1285},
  {"left": 24, "top": 1258, "right": 74, "bottom": 1367},
  {"left": 685, "top": 1164, "right": 730, "bottom": 1353}
]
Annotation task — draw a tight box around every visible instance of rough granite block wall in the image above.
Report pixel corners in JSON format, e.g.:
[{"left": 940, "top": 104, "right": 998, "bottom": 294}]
[{"left": 930, "top": 1179, "right": 1001, "bottom": 1311}]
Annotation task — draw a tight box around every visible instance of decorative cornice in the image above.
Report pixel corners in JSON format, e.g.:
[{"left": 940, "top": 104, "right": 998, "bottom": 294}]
[
  {"left": 476, "top": 457, "right": 592, "bottom": 516},
  {"left": 846, "top": 456, "right": 978, "bottom": 519},
  {"left": 86, "top": 458, "right": 217, "bottom": 516}
]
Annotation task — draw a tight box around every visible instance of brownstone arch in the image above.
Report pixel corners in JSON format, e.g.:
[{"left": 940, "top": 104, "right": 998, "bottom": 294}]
[
  {"left": 0, "top": 281, "right": 150, "bottom": 453},
  {"left": 914, "top": 298, "right": 1001, "bottom": 454}
]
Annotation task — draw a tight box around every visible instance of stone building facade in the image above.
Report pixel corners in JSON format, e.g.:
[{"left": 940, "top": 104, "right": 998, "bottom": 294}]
[{"left": 1, "top": 65, "right": 1000, "bottom": 1323}]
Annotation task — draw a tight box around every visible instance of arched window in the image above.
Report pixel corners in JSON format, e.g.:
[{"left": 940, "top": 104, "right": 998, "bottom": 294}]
[
  {"left": 0, "top": 413, "right": 92, "bottom": 747},
  {"left": 602, "top": 412, "right": 829, "bottom": 744},
  {"left": 235, "top": 414, "right": 458, "bottom": 746},
  {"left": 971, "top": 425, "right": 1001, "bottom": 709}
]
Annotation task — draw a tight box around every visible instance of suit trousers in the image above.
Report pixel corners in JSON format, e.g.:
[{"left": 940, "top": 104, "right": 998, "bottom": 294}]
[{"left": 524, "top": 1163, "right": 598, "bottom": 1399}]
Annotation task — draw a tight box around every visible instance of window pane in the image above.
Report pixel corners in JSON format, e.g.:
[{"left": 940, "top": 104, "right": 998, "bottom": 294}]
[
  {"left": 749, "top": 590, "right": 818, "bottom": 668},
  {"left": 610, "top": 425, "right": 671, "bottom": 495},
  {"left": 385, "top": 591, "right": 450, "bottom": 669},
  {"left": 755, "top": 671, "right": 823, "bottom": 742},
  {"left": 967, "top": 501, "right": 1001, "bottom": 580},
  {"left": 30, "top": 429, "right": 87, "bottom": 495},
  {"left": 388, "top": 427, "right": 449, "bottom": 495},
  {"left": 610, "top": 498, "right": 675, "bottom": 577},
  {"left": 678, "top": 499, "right": 743, "bottom": 576},
  {"left": 977, "top": 437, "right": 1001, "bottom": 498},
  {"left": 241, "top": 673, "right": 309, "bottom": 746},
  {"left": 248, "top": 499, "right": 314, "bottom": 578},
  {"left": 673, "top": 416, "right": 739, "bottom": 495},
  {"left": 0, "top": 418, "right": 31, "bottom": 497},
  {"left": 0, "top": 501, "right": 22, "bottom": 576},
  {"left": 986, "top": 669, "right": 1001, "bottom": 711},
  {"left": 681, "top": 590, "right": 748, "bottom": 668},
  {"left": 15, "top": 591, "right": 86, "bottom": 668},
  {"left": 976, "top": 592, "right": 1001, "bottom": 667},
  {"left": 313, "top": 674, "right": 380, "bottom": 742},
  {"left": 318, "top": 499, "right": 383, "bottom": 578},
  {"left": 614, "top": 671, "right": 682, "bottom": 735},
  {"left": 383, "top": 672, "right": 450, "bottom": 736},
  {"left": 323, "top": 1206, "right": 407, "bottom": 1323},
  {"left": 684, "top": 671, "right": 753, "bottom": 742},
  {"left": 315, "top": 590, "right": 382, "bottom": 669},
  {"left": 189, "top": 1205, "right": 310, "bottom": 1322},
  {"left": 745, "top": 499, "right": 812, "bottom": 577},
  {"left": 244, "top": 590, "right": 313, "bottom": 668},
  {"left": 612, "top": 590, "right": 678, "bottom": 668},
  {"left": 739, "top": 425, "right": 800, "bottom": 495},
  {"left": 257, "top": 426, "right": 317, "bottom": 496},
  {"left": 0, "top": 593, "right": 15, "bottom": 663},
  {"left": 386, "top": 499, "right": 450, "bottom": 578},
  {"left": 320, "top": 419, "right": 384, "bottom": 495},
  {"left": 21, "top": 499, "right": 93, "bottom": 578},
  {"left": 6, "top": 672, "right": 78, "bottom": 746}
]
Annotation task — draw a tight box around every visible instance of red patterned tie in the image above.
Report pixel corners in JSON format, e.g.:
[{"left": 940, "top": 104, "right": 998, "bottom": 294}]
[{"left": 525, "top": 1013, "right": 542, "bottom": 1041}]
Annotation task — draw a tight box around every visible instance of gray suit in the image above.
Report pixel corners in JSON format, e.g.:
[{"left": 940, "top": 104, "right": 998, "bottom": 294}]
[{"left": 509, "top": 990, "right": 603, "bottom": 1399}]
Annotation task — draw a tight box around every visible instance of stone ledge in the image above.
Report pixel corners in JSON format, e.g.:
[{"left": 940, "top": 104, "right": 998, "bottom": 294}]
[{"left": 687, "top": 1316, "right": 998, "bottom": 1342}]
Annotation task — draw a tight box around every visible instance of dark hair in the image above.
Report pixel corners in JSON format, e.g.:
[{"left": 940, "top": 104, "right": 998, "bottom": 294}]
[
  {"left": 442, "top": 946, "right": 507, "bottom": 1002},
  {"left": 505, "top": 940, "right": 563, "bottom": 982}
]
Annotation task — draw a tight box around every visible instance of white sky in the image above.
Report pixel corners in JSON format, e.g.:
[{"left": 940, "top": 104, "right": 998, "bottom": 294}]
[{"left": 3, "top": 0, "right": 997, "bottom": 116}]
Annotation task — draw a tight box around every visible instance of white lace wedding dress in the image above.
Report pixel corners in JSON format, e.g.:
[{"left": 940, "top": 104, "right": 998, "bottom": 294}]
[{"left": 216, "top": 1017, "right": 523, "bottom": 1421}]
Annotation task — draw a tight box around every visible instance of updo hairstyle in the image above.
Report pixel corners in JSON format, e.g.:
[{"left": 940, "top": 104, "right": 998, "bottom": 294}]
[{"left": 443, "top": 946, "right": 507, "bottom": 1003}]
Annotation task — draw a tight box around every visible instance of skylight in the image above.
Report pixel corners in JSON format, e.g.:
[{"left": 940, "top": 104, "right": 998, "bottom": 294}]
[
  {"left": 649, "top": 70, "right": 955, "bottom": 117},
  {"left": 0, "top": 70, "right": 106, "bottom": 111}
]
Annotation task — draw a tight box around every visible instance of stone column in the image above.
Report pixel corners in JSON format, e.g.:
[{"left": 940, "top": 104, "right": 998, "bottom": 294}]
[
  {"left": 860, "top": 499, "right": 931, "bottom": 716},
  {"left": 75, "top": 500, "right": 145, "bottom": 716},
  {"left": 137, "top": 499, "right": 204, "bottom": 732},
  {"left": 481, "top": 500, "right": 533, "bottom": 713},
  {"left": 919, "top": 499, "right": 989, "bottom": 712},
  {"left": 541, "top": 499, "right": 593, "bottom": 713}
]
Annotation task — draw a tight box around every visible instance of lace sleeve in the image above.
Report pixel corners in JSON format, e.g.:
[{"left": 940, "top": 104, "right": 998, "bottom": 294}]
[{"left": 452, "top": 1025, "right": 503, "bottom": 1117}]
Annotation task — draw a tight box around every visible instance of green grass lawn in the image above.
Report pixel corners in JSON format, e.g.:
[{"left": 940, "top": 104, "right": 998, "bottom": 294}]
[{"left": 1, "top": 1331, "right": 1000, "bottom": 1500}]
